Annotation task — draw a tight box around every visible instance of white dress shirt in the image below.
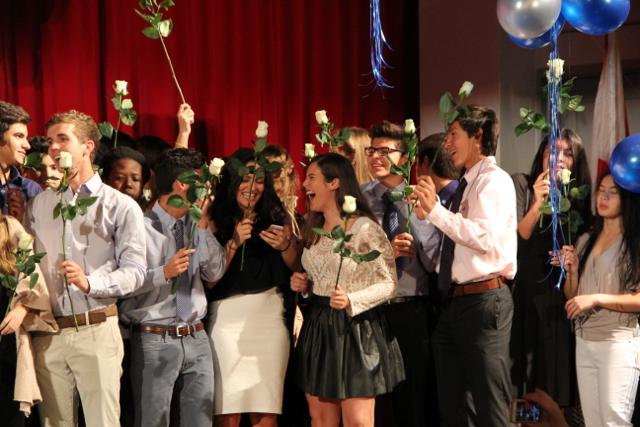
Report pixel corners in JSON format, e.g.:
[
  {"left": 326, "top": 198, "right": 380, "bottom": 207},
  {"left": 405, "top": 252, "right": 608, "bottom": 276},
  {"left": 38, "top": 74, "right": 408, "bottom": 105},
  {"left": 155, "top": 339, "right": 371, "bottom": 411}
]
[{"left": 427, "top": 156, "right": 517, "bottom": 284}]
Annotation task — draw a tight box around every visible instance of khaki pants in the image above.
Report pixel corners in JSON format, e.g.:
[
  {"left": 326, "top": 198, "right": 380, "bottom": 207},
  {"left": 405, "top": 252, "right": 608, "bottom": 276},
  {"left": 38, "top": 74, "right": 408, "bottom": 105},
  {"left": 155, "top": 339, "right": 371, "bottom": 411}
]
[{"left": 33, "top": 316, "right": 124, "bottom": 427}]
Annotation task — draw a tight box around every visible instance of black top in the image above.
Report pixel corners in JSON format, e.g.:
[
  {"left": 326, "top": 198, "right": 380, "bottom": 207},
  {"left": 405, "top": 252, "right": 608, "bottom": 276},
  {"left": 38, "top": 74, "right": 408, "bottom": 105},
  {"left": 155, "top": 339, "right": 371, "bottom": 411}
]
[{"left": 207, "top": 233, "right": 290, "bottom": 301}]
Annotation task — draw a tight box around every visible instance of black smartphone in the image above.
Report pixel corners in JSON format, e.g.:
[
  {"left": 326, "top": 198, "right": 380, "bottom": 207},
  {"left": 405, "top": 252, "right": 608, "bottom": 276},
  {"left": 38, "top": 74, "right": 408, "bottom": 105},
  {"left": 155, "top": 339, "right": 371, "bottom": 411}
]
[{"left": 510, "top": 398, "right": 543, "bottom": 423}]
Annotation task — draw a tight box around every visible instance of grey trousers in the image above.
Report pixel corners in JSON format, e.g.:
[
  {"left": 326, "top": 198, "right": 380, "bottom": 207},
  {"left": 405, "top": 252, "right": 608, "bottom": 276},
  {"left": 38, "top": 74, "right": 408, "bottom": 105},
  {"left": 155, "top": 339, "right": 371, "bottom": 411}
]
[
  {"left": 130, "top": 328, "right": 214, "bottom": 427},
  {"left": 432, "top": 285, "right": 514, "bottom": 427}
]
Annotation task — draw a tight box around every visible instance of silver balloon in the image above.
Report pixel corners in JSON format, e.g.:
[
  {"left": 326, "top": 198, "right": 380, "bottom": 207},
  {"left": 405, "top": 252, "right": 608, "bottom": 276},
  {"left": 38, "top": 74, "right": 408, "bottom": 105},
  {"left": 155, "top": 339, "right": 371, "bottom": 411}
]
[{"left": 497, "top": 0, "right": 562, "bottom": 39}]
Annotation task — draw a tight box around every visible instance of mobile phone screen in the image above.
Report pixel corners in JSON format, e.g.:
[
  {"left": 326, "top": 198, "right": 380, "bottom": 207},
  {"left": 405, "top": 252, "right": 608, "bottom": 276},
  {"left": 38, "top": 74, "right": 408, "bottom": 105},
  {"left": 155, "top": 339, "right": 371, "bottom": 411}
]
[{"left": 510, "top": 399, "right": 542, "bottom": 423}]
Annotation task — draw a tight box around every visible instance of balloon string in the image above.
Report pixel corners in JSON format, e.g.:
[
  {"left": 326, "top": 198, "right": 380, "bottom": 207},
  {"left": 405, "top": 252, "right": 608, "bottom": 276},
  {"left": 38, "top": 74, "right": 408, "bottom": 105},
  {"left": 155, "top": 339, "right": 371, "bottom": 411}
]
[
  {"left": 548, "top": 34, "right": 566, "bottom": 289},
  {"left": 369, "top": 0, "right": 393, "bottom": 89}
]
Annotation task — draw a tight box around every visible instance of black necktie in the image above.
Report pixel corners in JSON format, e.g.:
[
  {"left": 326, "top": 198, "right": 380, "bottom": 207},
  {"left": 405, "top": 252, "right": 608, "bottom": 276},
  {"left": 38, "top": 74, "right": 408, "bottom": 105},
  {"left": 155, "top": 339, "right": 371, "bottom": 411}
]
[
  {"left": 382, "top": 191, "right": 407, "bottom": 239},
  {"left": 437, "top": 178, "right": 468, "bottom": 298}
]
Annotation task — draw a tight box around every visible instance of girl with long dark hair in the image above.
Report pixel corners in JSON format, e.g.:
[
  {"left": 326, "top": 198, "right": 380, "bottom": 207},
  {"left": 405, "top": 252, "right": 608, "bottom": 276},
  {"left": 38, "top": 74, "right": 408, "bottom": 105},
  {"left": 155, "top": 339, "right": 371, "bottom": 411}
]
[
  {"left": 557, "top": 173, "right": 640, "bottom": 426},
  {"left": 206, "top": 147, "right": 301, "bottom": 427},
  {"left": 291, "top": 153, "right": 404, "bottom": 427},
  {"left": 510, "top": 129, "right": 593, "bottom": 408}
]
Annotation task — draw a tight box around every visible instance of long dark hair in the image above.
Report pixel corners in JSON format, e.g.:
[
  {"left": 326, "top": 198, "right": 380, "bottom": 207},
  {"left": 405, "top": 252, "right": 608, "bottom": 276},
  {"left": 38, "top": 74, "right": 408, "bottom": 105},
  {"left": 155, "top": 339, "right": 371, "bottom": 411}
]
[
  {"left": 301, "top": 153, "right": 376, "bottom": 247},
  {"left": 578, "top": 174, "right": 640, "bottom": 292},
  {"left": 529, "top": 128, "right": 593, "bottom": 235},
  {"left": 208, "top": 147, "right": 286, "bottom": 245}
]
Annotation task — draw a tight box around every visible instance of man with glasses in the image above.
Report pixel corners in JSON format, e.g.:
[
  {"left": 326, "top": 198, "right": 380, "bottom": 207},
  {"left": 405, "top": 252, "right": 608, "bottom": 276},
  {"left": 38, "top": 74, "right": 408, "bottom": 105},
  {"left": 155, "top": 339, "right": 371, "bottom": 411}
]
[{"left": 360, "top": 120, "right": 441, "bottom": 426}]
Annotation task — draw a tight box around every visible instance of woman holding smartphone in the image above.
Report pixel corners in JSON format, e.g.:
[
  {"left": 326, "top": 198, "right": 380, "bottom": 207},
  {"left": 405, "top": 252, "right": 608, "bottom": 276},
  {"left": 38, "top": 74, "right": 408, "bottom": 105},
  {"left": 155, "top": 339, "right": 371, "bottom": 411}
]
[
  {"left": 206, "top": 147, "right": 301, "bottom": 427},
  {"left": 557, "top": 173, "right": 640, "bottom": 426},
  {"left": 291, "top": 153, "right": 404, "bottom": 427}
]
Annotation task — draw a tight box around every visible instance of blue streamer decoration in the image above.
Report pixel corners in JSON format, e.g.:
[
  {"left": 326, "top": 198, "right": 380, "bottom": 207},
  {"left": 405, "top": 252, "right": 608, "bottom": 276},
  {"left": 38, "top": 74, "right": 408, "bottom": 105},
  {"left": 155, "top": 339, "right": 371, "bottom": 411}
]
[
  {"left": 546, "top": 32, "right": 566, "bottom": 289},
  {"left": 370, "top": 0, "right": 393, "bottom": 89}
]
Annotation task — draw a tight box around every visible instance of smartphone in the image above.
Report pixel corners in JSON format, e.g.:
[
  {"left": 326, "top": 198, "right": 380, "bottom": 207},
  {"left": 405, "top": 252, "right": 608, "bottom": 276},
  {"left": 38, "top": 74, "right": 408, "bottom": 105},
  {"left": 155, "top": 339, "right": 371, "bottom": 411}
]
[
  {"left": 268, "top": 224, "right": 284, "bottom": 233},
  {"left": 510, "top": 399, "right": 542, "bottom": 423}
]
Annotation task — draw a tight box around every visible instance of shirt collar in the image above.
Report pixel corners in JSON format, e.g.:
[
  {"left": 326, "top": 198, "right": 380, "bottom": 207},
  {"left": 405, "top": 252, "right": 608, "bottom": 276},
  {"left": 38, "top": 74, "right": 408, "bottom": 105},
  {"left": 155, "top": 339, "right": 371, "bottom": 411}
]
[
  {"left": 79, "top": 173, "right": 103, "bottom": 195},
  {"left": 462, "top": 156, "right": 495, "bottom": 186},
  {"left": 372, "top": 179, "right": 405, "bottom": 199},
  {"left": 151, "top": 200, "right": 186, "bottom": 231}
]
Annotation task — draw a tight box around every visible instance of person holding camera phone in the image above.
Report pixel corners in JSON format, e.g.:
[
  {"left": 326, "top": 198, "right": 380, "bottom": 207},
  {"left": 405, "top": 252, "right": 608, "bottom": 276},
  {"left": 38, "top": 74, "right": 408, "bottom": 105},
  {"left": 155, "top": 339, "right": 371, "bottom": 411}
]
[{"left": 206, "top": 147, "right": 301, "bottom": 427}]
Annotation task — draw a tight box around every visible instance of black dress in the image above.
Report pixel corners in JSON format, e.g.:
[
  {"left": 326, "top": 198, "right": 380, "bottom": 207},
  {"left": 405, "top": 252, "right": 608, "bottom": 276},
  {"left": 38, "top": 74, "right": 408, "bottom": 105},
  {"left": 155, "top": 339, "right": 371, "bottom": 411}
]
[
  {"left": 509, "top": 173, "right": 578, "bottom": 406},
  {"left": 0, "top": 290, "right": 27, "bottom": 427}
]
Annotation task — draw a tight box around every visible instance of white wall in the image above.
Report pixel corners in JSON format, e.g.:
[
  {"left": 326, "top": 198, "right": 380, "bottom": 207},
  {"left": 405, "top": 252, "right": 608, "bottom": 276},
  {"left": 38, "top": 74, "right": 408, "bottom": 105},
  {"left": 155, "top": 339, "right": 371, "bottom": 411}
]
[{"left": 419, "top": 0, "right": 640, "bottom": 175}]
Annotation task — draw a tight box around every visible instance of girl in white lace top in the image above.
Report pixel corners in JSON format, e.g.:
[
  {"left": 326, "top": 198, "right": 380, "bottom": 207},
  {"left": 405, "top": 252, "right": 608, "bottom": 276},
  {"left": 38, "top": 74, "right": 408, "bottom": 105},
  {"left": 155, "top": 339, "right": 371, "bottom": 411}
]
[{"left": 291, "top": 153, "right": 404, "bottom": 427}]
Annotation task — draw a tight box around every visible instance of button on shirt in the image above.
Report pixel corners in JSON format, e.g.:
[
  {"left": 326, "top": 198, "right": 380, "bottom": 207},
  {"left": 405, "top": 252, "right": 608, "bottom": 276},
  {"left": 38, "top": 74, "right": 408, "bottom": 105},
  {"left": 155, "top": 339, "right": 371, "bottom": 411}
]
[
  {"left": 118, "top": 201, "right": 226, "bottom": 326},
  {"left": 27, "top": 173, "right": 147, "bottom": 316},
  {"left": 427, "top": 156, "right": 517, "bottom": 284},
  {"left": 361, "top": 180, "right": 441, "bottom": 297}
]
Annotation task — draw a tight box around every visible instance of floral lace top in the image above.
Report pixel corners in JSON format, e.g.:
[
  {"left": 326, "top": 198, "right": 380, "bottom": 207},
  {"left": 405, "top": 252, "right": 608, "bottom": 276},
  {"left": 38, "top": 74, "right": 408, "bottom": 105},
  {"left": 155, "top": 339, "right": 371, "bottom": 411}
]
[{"left": 301, "top": 216, "right": 398, "bottom": 316}]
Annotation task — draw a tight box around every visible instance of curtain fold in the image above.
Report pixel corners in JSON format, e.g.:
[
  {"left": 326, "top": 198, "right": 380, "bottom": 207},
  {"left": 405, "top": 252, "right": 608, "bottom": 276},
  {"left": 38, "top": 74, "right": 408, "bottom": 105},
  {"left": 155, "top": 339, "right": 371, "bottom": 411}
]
[{"left": 0, "top": 0, "right": 418, "bottom": 163}]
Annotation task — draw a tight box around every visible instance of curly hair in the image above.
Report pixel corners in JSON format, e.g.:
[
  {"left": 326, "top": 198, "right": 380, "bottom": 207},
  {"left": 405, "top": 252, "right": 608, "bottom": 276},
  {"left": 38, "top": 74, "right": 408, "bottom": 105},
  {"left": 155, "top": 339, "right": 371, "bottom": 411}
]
[{"left": 208, "top": 147, "right": 287, "bottom": 245}]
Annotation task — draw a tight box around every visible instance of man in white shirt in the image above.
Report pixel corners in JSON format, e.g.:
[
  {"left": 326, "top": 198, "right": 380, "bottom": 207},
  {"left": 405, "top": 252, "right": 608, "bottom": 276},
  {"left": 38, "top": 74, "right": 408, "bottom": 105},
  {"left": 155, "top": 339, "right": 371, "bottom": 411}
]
[{"left": 414, "top": 105, "right": 517, "bottom": 427}]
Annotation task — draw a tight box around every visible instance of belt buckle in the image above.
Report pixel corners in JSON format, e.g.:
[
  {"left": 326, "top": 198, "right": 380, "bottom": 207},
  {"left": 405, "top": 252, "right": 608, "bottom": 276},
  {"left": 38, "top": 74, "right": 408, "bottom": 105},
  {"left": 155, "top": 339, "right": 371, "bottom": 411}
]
[{"left": 174, "top": 324, "right": 185, "bottom": 337}]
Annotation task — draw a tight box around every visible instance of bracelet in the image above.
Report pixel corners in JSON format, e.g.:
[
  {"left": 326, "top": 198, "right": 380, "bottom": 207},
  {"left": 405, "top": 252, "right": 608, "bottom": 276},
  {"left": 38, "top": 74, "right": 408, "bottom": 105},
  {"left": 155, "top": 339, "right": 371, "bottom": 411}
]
[{"left": 279, "top": 238, "right": 292, "bottom": 252}]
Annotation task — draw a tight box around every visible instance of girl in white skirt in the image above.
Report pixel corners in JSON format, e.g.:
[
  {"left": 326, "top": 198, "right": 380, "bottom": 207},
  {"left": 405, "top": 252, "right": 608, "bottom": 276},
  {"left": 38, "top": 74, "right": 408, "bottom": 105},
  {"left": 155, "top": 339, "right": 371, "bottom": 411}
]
[{"left": 207, "top": 147, "right": 301, "bottom": 427}]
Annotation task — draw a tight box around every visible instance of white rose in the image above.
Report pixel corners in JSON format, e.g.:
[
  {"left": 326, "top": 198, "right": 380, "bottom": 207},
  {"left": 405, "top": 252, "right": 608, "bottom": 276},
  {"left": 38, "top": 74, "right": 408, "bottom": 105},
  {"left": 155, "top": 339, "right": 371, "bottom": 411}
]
[
  {"left": 458, "top": 81, "right": 474, "bottom": 97},
  {"left": 142, "top": 188, "right": 152, "bottom": 201},
  {"left": 121, "top": 99, "right": 133, "bottom": 110},
  {"left": 58, "top": 151, "right": 73, "bottom": 169},
  {"left": 547, "top": 58, "right": 564, "bottom": 80},
  {"left": 315, "top": 110, "right": 329, "bottom": 125},
  {"left": 342, "top": 195, "right": 357, "bottom": 214},
  {"left": 114, "top": 80, "right": 128, "bottom": 96},
  {"left": 560, "top": 168, "right": 571, "bottom": 185},
  {"left": 404, "top": 119, "right": 416, "bottom": 134},
  {"left": 209, "top": 157, "right": 225, "bottom": 177},
  {"left": 17, "top": 232, "right": 33, "bottom": 251},
  {"left": 255, "top": 120, "right": 269, "bottom": 138},
  {"left": 304, "top": 143, "right": 316, "bottom": 159}
]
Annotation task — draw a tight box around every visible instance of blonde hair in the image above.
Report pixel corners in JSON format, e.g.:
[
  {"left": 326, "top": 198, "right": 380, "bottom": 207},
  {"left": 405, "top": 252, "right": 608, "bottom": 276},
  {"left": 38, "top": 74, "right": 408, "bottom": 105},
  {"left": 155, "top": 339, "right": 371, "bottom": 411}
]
[
  {"left": 0, "top": 215, "right": 16, "bottom": 276},
  {"left": 45, "top": 110, "right": 101, "bottom": 160},
  {"left": 263, "top": 145, "right": 302, "bottom": 238},
  {"left": 345, "top": 127, "right": 373, "bottom": 185}
]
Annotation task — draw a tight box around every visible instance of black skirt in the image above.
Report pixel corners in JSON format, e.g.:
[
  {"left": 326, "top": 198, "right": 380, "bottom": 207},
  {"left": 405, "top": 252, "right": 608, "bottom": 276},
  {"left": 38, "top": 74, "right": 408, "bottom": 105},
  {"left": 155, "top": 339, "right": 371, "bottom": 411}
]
[{"left": 295, "top": 295, "right": 405, "bottom": 399}]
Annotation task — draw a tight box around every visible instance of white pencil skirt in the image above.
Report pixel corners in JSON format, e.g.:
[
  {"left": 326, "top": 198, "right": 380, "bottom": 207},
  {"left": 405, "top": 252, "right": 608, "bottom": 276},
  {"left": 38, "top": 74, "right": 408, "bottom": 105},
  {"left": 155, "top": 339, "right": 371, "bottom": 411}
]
[{"left": 207, "top": 287, "right": 290, "bottom": 415}]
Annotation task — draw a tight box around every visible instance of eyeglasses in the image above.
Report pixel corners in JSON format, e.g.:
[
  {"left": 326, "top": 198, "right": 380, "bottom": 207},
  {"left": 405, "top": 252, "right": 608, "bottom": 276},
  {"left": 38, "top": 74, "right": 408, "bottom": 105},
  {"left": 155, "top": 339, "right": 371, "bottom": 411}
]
[
  {"left": 596, "top": 188, "right": 619, "bottom": 199},
  {"left": 365, "top": 147, "right": 404, "bottom": 157}
]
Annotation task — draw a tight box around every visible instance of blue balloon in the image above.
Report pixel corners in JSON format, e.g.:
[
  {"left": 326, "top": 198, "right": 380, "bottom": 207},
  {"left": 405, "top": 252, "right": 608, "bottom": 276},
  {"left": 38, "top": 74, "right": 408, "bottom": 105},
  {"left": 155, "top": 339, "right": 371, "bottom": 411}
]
[
  {"left": 562, "top": 0, "right": 630, "bottom": 35},
  {"left": 509, "top": 15, "right": 565, "bottom": 49},
  {"left": 610, "top": 134, "right": 640, "bottom": 193}
]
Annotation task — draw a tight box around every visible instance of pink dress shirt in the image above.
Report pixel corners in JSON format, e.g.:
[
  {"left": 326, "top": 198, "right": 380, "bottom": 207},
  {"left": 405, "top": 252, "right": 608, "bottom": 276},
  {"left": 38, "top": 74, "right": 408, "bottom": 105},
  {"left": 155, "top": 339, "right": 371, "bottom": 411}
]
[{"left": 427, "top": 156, "right": 517, "bottom": 284}]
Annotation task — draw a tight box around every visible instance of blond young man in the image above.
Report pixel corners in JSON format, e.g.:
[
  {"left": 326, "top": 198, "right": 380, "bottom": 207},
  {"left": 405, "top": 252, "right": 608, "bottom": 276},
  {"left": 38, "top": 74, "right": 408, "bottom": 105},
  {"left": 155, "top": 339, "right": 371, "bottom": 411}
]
[{"left": 27, "top": 110, "right": 146, "bottom": 427}]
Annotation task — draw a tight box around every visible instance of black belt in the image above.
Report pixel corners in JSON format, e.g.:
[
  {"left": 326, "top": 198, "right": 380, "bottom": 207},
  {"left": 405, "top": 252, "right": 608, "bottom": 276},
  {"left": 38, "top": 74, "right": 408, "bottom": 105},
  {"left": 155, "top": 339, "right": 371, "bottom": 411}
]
[{"left": 385, "top": 296, "right": 421, "bottom": 305}]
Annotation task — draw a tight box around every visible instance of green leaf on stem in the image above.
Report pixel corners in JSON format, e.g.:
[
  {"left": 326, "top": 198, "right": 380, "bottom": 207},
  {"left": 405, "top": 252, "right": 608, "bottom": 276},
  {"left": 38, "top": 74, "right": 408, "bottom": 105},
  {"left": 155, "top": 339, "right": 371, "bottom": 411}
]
[
  {"left": 177, "top": 170, "right": 198, "bottom": 185},
  {"left": 262, "top": 160, "right": 282, "bottom": 172},
  {"left": 351, "top": 250, "right": 381, "bottom": 263},
  {"left": 167, "top": 195, "right": 187, "bottom": 208},
  {"left": 23, "top": 152, "right": 43, "bottom": 171},
  {"left": 53, "top": 203, "right": 62, "bottom": 219},
  {"left": 98, "top": 122, "right": 114, "bottom": 139},
  {"left": 388, "top": 190, "right": 404, "bottom": 202},
  {"left": 29, "top": 272, "right": 39, "bottom": 289},
  {"left": 120, "top": 110, "right": 137, "bottom": 126},
  {"left": 188, "top": 205, "right": 202, "bottom": 222},
  {"left": 254, "top": 137, "right": 267, "bottom": 153},
  {"left": 311, "top": 227, "right": 331, "bottom": 238},
  {"left": 142, "top": 26, "right": 160, "bottom": 39},
  {"left": 559, "top": 197, "right": 571, "bottom": 213}
]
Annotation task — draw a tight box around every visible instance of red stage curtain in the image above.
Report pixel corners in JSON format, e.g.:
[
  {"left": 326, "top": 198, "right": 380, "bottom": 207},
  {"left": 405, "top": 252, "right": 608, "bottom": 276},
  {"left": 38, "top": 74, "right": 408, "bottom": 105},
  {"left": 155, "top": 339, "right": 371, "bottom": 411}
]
[{"left": 0, "top": 0, "right": 418, "bottom": 162}]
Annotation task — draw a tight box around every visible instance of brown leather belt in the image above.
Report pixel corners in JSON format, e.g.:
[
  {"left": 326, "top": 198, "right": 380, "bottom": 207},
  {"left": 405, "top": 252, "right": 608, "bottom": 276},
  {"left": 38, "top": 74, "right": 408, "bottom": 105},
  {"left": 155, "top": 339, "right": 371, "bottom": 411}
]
[
  {"left": 451, "top": 277, "right": 503, "bottom": 298},
  {"left": 55, "top": 304, "right": 118, "bottom": 329},
  {"left": 132, "top": 322, "right": 205, "bottom": 337}
]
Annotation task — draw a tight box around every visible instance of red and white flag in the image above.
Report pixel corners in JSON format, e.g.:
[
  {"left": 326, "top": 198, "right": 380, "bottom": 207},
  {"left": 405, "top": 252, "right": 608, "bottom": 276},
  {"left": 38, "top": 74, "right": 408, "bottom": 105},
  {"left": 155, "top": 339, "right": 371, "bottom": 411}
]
[{"left": 591, "top": 32, "right": 629, "bottom": 185}]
